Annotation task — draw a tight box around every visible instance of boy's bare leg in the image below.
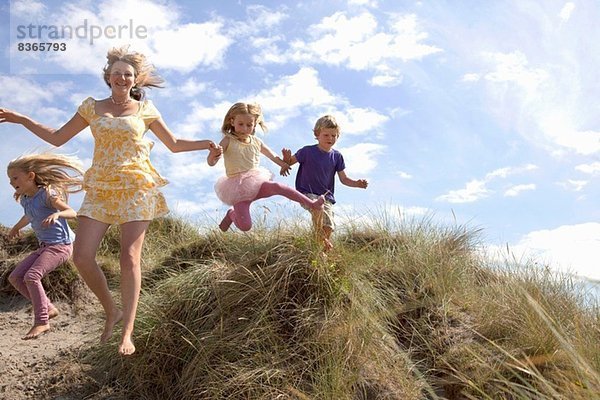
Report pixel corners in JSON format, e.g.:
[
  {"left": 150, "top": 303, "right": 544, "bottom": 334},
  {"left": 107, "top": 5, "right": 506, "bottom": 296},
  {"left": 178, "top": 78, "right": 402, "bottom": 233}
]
[
  {"left": 312, "top": 209, "right": 333, "bottom": 251},
  {"left": 321, "top": 226, "right": 334, "bottom": 251}
]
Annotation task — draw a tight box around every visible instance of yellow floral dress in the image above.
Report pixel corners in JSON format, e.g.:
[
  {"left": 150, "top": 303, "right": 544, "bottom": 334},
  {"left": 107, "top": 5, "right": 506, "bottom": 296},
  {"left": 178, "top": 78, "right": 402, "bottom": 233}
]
[{"left": 76, "top": 97, "right": 169, "bottom": 224}]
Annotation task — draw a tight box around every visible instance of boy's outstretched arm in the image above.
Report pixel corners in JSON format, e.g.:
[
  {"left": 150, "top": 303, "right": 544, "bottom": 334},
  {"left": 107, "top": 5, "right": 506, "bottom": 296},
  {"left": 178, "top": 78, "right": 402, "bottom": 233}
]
[
  {"left": 338, "top": 170, "right": 368, "bottom": 189},
  {"left": 281, "top": 148, "right": 298, "bottom": 166}
]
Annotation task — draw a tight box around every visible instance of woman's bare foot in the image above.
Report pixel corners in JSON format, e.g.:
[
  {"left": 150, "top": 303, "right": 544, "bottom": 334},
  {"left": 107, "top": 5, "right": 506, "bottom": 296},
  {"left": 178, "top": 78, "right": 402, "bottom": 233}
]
[
  {"left": 118, "top": 334, "right": 135, "bottom": 356},
  {"left": 22, "top": 324, "right": 50, "bottom": 340},
  {"left": 48, "top": 306, "right": 59, "bottom": 319},
  {"left": 100, "top": 309, "right": 123, "bottom": 343}
]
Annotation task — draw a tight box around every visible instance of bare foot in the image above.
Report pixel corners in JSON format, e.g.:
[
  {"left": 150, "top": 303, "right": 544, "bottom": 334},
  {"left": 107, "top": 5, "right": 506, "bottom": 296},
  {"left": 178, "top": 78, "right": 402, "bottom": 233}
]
[
  {"left": 323, "top": 238, "right": 334, "bottom": 252},
  {"left": 100, "top": 309, "right": 123, "bottom": 343},
  {"left": 48, "top": 306, "right": 59, "bottom": 319},
  {"left": 118, "top": 334, "right": 136, "bottom": 356},
  {"left": 219, "top": 209, "right": 234, "bottom": 231},
  {"left": 310, "top": 195, "right": 325, "bottom": 211},
  {"left": 22, "top": 324, "right": 50, "bottom": 340}
]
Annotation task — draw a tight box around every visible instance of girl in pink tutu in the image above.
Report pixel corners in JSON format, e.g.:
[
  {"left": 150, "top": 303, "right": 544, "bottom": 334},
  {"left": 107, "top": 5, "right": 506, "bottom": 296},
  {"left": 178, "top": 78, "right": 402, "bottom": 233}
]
[{"left": 208, "top": 102, "right": 324, "bottom": 231}]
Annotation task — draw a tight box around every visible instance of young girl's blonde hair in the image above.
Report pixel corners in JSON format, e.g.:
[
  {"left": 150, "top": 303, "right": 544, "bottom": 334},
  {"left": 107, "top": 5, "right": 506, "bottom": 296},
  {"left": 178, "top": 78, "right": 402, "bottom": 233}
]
[
  {"left": 313, "top": 115, "right": 341, "bottom": 137},
  {"left": 7, "top": 153, "right": 84, "bottom": 202},
  {"left": 221, "top": 102, "right": 267, "bottom": 136},
  {"left": 102, "top": 45, "right": 164, "bottom": 101}
]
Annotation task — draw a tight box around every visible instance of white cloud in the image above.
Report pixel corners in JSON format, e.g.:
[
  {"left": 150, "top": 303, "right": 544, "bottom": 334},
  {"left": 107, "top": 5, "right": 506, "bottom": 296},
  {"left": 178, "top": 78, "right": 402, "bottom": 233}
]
[
  {"left": 0, "top": 76, "right": 55, "bottom": 108},
  {"left": 397, "top": 170, "right": 412, "bottom": 179},
  {"left": 504, "top": 183, "right": 536, "bottom": 197},
  {"left": 436, "top": 179, "right": 490, "bottom": 203},
  {"left": 369, "top": 73, "right": 402, "bottom": 87},
  {"left": 559, "top": 2, "right": 575, "bottom": 22},
  {"left": 149, "top": 22, "right": 231, "bottom": 72},
  {"left": 473, "top": 45, "right": 600, "bottom": 156},
  {"left": 335, "top": 107, "right": 389, "bottom": 135},
  {"left": 173, "top": 67, "right": 389, "bottom": 146},
  {"left": 538, "top": 114, "right": 600, "bottom": 156},
  {"left": 575, "top": 162, "right": 600, "bottom": 175},
  {"left": 10, "top": 0, "right": 233, "bottom": 74},
  {"left": 558, "top": 179, "right": 588, "bottom": 192},
  {"left": 483, "top": 51, "right": 549, "bottom": 95},
  {"left": 348, "top": 0, "right": 378, "bottom": 6},
  {"left": 485, "top": 164, "right": 538, "bottom": 179},
  {"left": 256, "top": 68, "right": 336, "bottom": 120},
  {"left": 505, "top": 223, "right": 600, "bottom": 281},
  {"left": 339, "top": 142, "right": 385, "bottom": 176},
  {"left": 438, "top": 164, "right": 538, "bottom": 203},
  {"left": 10, "top": 0, "right": 46, "bottom": 17},
  {"left": 255, "top": 11, "right": 441, "bottom": 87},
  {"left": 462, "top": 73, "right": 481, "bottom": 82}
]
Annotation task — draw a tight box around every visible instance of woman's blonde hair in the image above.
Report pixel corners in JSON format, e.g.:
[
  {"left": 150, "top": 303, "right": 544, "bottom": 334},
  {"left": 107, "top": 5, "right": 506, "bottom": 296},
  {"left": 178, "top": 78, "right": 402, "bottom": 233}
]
[
  {"left": 221, "top": 102, "right": 267, "bottom": 136},
  {"left": 102, "top": 45, "right": 164, "bottom": 101},
  {"left": 313, "top": 115, "right": 341, "bottom": 137},
  {"left": 7, "top": 153, "right": 84, "bottom": 202}
]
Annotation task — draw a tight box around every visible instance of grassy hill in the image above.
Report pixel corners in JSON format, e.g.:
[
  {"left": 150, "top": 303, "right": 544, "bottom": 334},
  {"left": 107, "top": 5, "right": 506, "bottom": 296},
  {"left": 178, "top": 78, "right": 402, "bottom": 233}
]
[{"left": 1, "top": 216, "right": 599, "bottom": 399}]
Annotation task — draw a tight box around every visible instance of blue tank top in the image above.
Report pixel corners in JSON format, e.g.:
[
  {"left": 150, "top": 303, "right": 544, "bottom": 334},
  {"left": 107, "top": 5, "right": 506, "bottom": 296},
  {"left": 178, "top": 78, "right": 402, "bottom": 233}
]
[{"left": 20, "top": 188, "right": 75, "bottom": 245}]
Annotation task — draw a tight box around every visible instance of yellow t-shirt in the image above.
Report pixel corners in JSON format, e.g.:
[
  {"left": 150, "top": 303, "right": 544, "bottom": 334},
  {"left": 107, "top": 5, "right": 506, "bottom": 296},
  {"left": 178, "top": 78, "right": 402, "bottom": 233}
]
[{"left": 223, "top": 134, "right": 263, "bottom": 177}]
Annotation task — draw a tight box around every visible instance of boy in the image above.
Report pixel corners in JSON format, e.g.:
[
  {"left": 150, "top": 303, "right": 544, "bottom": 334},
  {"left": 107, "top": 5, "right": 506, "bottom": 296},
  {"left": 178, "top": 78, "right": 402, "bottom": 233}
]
[{"left": 282, "top": 115, "right": 368, "bottom": 250}]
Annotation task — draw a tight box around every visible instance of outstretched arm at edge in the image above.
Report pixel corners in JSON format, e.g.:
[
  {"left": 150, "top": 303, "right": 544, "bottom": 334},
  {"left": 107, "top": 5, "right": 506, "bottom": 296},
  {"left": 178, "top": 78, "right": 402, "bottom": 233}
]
[
  {"left": 149, "top": 118, "right": 220, "bottom": 154},
  {"left": 338, "top": 170, "right": 368, "bottom": 189},
  {"left": 0, "top": 109, "right": 87, "bottom": 147}
]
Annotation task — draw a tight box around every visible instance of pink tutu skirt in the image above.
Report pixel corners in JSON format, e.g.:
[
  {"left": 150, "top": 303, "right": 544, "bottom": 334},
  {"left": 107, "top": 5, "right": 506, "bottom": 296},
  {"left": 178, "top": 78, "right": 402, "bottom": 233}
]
[{"left": 215, "top": 167, "right": 273, "bottom": 205}]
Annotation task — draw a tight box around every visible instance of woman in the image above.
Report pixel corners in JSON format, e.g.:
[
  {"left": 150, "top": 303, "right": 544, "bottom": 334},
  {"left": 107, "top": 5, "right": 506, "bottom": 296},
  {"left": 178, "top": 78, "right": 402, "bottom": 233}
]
[{"left": 0, "top": 46, "right": 222, "bottom": 355}]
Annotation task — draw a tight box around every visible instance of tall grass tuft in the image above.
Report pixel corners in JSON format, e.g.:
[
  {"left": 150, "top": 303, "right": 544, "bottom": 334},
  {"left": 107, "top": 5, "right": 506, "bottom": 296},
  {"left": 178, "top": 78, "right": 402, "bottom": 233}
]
[
  {"left": 16, "top": 213, "right": 597, "bottom": 399},
  {"left": 88, "top": 225, "right": 422, "bottom": 399}
]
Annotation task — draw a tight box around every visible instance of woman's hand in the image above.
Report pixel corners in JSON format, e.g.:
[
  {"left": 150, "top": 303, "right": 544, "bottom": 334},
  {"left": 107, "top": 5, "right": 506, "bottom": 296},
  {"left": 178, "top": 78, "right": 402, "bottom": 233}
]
[
  {"left": 209, "top": 141, "right": 223, "bottom": 157},
  {"left": 0, "top": 108, "right": 26, "bottom": 124}
]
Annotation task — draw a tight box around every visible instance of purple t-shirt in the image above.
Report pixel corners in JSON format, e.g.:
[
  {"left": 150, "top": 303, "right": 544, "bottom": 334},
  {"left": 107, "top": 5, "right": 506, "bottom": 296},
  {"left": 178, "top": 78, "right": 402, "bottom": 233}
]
[{"left": 294, "top": 145, "right": 345, "bottom": 204}]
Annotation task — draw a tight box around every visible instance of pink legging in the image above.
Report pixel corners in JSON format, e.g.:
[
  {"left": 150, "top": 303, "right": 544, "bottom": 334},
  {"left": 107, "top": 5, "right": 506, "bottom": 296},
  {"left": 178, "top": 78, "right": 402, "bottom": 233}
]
[
  {"left": 224, "top": 181, "right": 322, "bottom": 231},
  {"left": 8, "top": 243, "right": 72, "bottom": 325}
]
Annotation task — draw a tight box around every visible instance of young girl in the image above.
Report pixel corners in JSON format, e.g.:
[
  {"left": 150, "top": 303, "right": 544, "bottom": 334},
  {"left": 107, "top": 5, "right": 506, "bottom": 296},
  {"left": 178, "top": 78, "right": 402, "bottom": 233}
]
[
  {"left": 208, "top": 102, "right": 324, "bottom": 231},
  {"left": 0, "top": 46, "right": 222, "bottom": 355},
  {"left": 7, "top": 153, "right": 84, "bottom": 340}
]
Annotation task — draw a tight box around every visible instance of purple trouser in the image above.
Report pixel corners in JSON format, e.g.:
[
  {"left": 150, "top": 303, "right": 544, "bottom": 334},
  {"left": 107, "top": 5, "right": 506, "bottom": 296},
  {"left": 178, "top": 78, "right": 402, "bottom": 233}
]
[
  {"left": 8, "top": 243, "right": 72, "bottom": 325},
  {"left": 226, "top": 181, "right": 320, "bottom": 231}
]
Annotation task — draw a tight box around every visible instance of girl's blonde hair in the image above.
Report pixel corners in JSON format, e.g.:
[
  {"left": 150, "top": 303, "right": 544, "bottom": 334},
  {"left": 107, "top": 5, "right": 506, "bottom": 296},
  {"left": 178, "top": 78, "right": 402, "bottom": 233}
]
[
  {"left": 221, "top": 102, "right": 267, "bottom": 136},
  {"left": 313, "top": 115, "right": 341, "bottom": 137},
  {"left": 102, "top": 45, "right": 164, "bottom": 101},
  {"left": 7, "top": 153, "right": 84, "bottom": 202}
]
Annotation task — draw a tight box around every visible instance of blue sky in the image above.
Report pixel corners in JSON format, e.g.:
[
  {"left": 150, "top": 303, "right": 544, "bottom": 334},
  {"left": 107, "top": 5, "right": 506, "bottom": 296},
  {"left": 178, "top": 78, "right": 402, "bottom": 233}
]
[{"left": 1, "top": 0, "right": 599, "bottom": 280}]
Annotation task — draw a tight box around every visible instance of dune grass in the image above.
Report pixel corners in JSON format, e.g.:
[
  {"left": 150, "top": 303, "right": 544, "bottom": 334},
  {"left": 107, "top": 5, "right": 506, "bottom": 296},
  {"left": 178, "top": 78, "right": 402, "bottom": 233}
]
[
  {"left": 1, "top": 215, "right": 598, "bottom": 399},
  {"left": 80, "top": 216, "right": 599, "bottom": 399}
]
